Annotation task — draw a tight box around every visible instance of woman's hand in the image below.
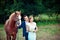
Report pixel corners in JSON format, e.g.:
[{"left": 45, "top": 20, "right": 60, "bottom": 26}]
[
  {"left": 33, "top": 27, "right": 38, "bottom": 32},
  {"left": 33, "top": 30, "right": 37, "bottom": 32}
]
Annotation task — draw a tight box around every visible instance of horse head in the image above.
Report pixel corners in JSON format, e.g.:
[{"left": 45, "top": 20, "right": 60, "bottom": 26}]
[
  {"left": 9, "top": 11, "right": 21, "bottom": 27},
  {"left": 15, "top": 11, "right": 21, "bottom": 26}
]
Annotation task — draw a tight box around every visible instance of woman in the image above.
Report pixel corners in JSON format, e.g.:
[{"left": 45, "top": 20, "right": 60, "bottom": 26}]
[{"left": 26, "top": 16, "right": 38, "bottom": 40}]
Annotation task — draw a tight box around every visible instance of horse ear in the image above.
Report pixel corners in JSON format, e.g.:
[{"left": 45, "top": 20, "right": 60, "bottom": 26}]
[
  {"left": 15, "top": 12, "right": 17, "bottom": 14},
  {"left": 20, "top": 10, "right": 21, "bottom": 13}
]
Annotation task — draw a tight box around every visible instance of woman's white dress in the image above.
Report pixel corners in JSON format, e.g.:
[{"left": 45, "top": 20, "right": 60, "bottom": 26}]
[{"left": 28, "top": 22, "right": 37, "bottom": 40}]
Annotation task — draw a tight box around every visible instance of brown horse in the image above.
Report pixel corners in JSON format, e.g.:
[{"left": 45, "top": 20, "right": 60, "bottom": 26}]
[{"left": 4, "top": 11, "right": 21, "bottom": 40}]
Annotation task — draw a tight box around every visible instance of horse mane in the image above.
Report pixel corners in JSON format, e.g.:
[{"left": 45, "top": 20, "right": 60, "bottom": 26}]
[
  {"left": 4, "top": 19, "right": 10, "bottom": 31},
  {"left": 4, "top": 13, "right": 15, "bottom": 27},
  {"left": 5, "top": 19, "right": 9, "bottom": 25},
  {"left": 9, "top": 12, "right": 15, "bottom": 21}
]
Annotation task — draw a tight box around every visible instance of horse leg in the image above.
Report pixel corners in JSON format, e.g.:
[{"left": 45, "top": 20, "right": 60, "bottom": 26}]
[
  {"left": 6, "top": 34, "right": 8, "bottom": 40},
  {"left": 6, "top": 34, "right": 11, "bottom": 40},
  {"left": 12, "top": 34, "right": 16, "bottom": 40}
]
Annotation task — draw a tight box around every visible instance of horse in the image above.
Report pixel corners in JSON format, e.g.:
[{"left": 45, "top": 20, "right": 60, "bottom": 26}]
[{"left": 4, "top": 11, "right": 21, "bottom": 40}]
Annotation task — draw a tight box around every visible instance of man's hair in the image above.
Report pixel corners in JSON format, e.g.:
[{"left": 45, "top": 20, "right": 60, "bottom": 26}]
[{"left": 23, "top": 15, "right": 28, "bottom": 17}]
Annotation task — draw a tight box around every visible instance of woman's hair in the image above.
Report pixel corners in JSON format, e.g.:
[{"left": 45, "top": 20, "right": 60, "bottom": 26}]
[
  {"left": 29, "top": 15, "right": 33, "bottom": 19},
  {"left": 29, "top": 15, "right": 34, "bottom": 22}
]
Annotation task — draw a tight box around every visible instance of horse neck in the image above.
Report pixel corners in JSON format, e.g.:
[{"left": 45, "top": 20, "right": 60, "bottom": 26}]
[{"left": 9, "top": 20, "right": 16, "bottom": 28}]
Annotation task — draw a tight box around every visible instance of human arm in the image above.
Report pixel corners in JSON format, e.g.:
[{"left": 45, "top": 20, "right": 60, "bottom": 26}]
[
  {"left": 26, "top": 25, "right": 30, "bottom": 32},
  {"left": 34, "top": 27, "right": 38, "bottom": 32},
  {"left": 33, "top": 22, "right": 38, "bottom": 32}
]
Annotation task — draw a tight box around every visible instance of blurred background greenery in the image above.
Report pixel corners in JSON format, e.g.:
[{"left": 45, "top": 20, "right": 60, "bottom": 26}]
[
  {"left": 0, "top": 0, "right": 60, "bottom": 24},
  {"left": 0, "top": 0, "right": 60, "bottom": 40}
]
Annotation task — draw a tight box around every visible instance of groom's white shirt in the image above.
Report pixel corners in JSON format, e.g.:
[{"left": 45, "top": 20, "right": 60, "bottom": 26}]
[{"left": 25, "top": 21, "right": 29, "bottom": 26}]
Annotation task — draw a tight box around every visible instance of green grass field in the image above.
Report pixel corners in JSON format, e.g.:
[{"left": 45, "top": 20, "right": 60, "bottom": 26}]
[{"left": 0, "top": 23, "right": 60, "bottom": 40}]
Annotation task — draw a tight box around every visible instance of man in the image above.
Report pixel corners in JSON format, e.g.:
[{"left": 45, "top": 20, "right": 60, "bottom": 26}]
[{"left": 18, "top": 15, "right": 29, "bottom": 40}]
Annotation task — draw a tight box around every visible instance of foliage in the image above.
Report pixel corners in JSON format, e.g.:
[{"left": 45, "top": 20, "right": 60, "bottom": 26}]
[
  {"left": 34, "top": 14, "right": 60, "bottom": 21},
  {"left": 0, "top": 0, "right": 60, "bottom": 23}
]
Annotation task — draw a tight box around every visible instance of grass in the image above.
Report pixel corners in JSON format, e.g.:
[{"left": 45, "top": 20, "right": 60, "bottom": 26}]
[
  {"left": 0, "top": 23, "right": 60, "bottom": 40},
  {"left": 36, "top": 21, "right": 59, "bottom": 26}
]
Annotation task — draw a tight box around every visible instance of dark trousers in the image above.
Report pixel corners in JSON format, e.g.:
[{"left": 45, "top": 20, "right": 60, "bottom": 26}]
[{"left": 25, "top": 33, "right": 28, "bottom": 40}]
